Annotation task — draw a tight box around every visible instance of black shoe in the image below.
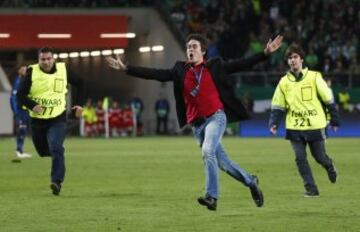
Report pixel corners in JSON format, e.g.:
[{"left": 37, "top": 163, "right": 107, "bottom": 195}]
[
  {"left": 50, "top": 182, "right": 61, "bottom": 196},
  {"left": 197, "top": 195, "right": 217, "bottom": 211},
  {"left": 326, "top": 165, "right": 338, "bottom": 183},
  {"left": 304, "top": 190, "right": 320, "bottom": 198},
  {"left": 249, "top": 175, "right": 264, "bottom": 207}
]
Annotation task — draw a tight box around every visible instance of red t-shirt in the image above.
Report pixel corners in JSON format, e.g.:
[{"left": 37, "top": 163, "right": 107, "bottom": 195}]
[
  {"left": 183, "top": 63, "right": 223, "bottom": 124},
  {"left": 96, "top": 107, "right": 105, "bottom": 122}
]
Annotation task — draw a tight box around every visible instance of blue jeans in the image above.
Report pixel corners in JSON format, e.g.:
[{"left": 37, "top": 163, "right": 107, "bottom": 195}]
[
  {"left": 31, "top": 122, "right": 66, "bottom": 184},
  {"left": 192, "top": 110, "right": 255, "bottom": 199}
]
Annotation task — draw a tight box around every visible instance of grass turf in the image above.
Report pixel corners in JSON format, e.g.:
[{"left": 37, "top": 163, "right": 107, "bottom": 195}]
[{"left": 0, "top": 137, "right": 359, "bottom": 232}]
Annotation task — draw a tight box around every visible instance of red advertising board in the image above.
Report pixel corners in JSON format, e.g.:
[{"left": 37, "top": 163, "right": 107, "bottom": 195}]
[{"left": 0, "top": 15, "right": 128, "bottom": 49}]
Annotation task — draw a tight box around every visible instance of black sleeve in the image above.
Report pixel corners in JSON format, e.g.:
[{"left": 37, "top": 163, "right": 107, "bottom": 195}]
[
  {"left": 326, "top": 103, "right": 340, "bottom": 127},
  {"left": 126, "top": 65, "right": 174, "bottom": 82},
  {"left": 224, "top": 52, "right": 268, "bottom": 74},
  {"left": 269, "top": 109, "right": 285, "bottom": 128},
  {"left": 16, "top": 67, "right": 38, "bottom": 110}
]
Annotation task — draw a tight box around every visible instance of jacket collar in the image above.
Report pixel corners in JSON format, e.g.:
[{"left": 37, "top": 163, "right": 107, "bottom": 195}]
[{"left": 287, "top": 67, "right": 308, "bottom": 82}]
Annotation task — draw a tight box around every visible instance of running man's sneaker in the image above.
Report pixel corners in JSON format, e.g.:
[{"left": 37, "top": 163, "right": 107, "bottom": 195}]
[
  {"left": 197, "top": 195, "right": 217, "bottom": 211},
  {"left": 249, "top": 175, "right": 264, "bottom": 207},
  {"left": 16, "top": 151, "right": 32, "bottom": 159}
]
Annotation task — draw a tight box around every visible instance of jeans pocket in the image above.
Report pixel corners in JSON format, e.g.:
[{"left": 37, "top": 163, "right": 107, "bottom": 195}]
[
  {"left": 192, "top": 126, "right": 204, "bottom": 147},
  {"left": 214, "top": 112, "right": 226, "bottom": 127}
]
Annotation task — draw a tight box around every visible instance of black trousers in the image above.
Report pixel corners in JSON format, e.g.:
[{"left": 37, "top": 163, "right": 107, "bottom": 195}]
[
  {"left": 290, "top": 140, "right": 333, "bottom": 191},
  {"left": 31, "top": 121, "right": 66, "bottom": 184}
]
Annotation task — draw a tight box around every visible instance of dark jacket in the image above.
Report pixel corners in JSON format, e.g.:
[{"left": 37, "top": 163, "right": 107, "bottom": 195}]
[{"left": 127, "top": 52, "right": 268, "bottom": 128}]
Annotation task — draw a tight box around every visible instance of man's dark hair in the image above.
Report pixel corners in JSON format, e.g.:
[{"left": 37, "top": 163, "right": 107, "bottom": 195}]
[
  {"left": 186, "top": 33, "right": 208, "bottom": 55},
  {"left": 285, "top": 44, "right": 305, "bottom": 59},
  {"left": 38, "top": 46, "right": 54, "bottom": 55}
]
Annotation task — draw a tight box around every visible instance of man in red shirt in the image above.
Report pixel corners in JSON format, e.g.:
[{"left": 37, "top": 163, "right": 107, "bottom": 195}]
[
  {"left": 108, "top": 101, "right": 123, "bottom": 137},
  {"left": 95, "top": 100, "right": 105, "bottom": 135},
  {"left": 122, "top": 104, "right": 134, "bottom": 136},
  {"left": 106, "top": 33, "right": 282, "bottom": 210}
]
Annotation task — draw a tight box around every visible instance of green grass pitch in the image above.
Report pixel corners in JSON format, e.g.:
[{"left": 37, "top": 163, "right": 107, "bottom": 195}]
[{"left": 0, "top": 137, "right": 359, "bottom": 232}]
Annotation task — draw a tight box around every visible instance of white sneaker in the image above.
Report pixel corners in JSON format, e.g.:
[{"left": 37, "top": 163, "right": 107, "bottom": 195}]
[{"left": 16, "top": 151, "right": 32, "bottom": 159}]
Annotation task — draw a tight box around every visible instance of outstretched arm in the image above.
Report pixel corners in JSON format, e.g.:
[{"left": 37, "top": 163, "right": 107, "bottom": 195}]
[
  {"left": 106, "top": 54, "right": 127, "bottom": 71},
  {"left": 106, "top": 54, "right": 173, "bottom": 82},
  {"left": 264, "top": 35, "right": 283, "bottom": 55},
  {"left": 224, "top": 35, "right": 283, "bottom": 73}
]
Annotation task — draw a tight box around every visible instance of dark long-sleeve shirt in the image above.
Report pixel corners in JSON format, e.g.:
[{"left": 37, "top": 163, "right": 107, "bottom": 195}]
[{"left": 17, "top": 63, "right": 82, "bottom": 127}]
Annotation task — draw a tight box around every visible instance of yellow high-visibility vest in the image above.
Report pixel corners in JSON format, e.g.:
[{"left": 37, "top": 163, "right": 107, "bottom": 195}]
[
  {"left": 82, "top": 106, "right": 98, "bottom": 123},
  {"left": 338, "top": 91, "right": 350, "bottom": 110},
  {"left": 28, "top": 62, "right": 67, "bottom": 119},
  {"left": 271, "top": 68, "right": 333, "bottom": 130}
]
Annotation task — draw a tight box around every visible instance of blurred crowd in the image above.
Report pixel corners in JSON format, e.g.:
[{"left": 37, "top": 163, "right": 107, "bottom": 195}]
[
  {"left": 81, "top": 96, "right": 170, "bottom": 137},
  {"left": 81, "top": 98, "right": 137, "bottom": 137},
  {"left": 2, "top": 0, "right": 358, "bottom": 74},
  {"left": 167, "top": 0, "right": 360, "bottom": 73},
  {"left": 0, "top": 0, "right": 154, "bottom": 7}
]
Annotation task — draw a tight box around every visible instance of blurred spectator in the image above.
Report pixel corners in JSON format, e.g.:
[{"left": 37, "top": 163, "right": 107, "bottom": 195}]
[
  {"left": 246, "top": 32, "right": 263, "bottom": 56},
  {"left": 10, "top": 65, "right": 32, "bottom": 159},
  {"left": 0, "top": 0, "right": 154, "bottom": 8},
  {"left": 333, "top": 59, "right": 347, "bottom": 87},
  {"left": 154, "top": 94, "right": 170, "bottom": 134},
  {"left": 342, "top": 40, "right": 357, "bottom": 65},
  {"left": 109, "top": 100, "right": 122, "bottom": 137},
  {"left": 322, "top": 57, "right": 332, "bottom": 73},
  {"left": 242, "top": 91, "right": 254, "bottom": 113},
  {"left": 82, "top": 98, "right": 97, "bottom": 137},
  {"left": 187, "top": 11, "right": 205, "bottom": 34},
  {"left": 95, "top": 100, "right": 106, "bottom": 136},
  {"left": 129, "top": 96, "right": 144, "bottom": 136},
  {"left": 305, "top": 47, "right": 319, "bottom": 69},
  {"left": 122, "top": 104, "right": 135, "bottom": 136},
  {"left": 207, "top": 32, "right": 220, "bottom": 58},
  {"left": 164, "top": 0, "right": 359, "bottom": 73},
  {"left": 170, "top": 2, "right": 187, "bottom": 32},
  {"left": 349, "top": 54, "right": 360, "bottom": 73},
  {"left": 205, "top": 0, "right": 220, "bottom": 24},
  {"left": 338, "top": 88, "right": 351, "bottom": 112}
]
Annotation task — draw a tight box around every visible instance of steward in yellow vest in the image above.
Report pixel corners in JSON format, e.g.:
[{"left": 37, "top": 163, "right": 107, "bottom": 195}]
[
  {"left": 338, "top": 89, "right": 351, "bottom": 112},
  {"left": 269, "top": 44, "right": 339, "bottom": 197},
  {"left": 27, "top": 62, "right": 67, "bottom": 119},
  {"left": 271, "top": 68, "right": 332, "bottom": 131},
  {"left": 16, "top": 47, "right": 83, "bottom": 196}
]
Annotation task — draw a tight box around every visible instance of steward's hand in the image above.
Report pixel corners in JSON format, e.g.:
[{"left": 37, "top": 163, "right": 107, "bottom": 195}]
[
  {"left": 32, "top": 105, "right": 44, "bottom": 114},
  {"left": 331, "top": 126, "right": 339, "bottom": 132},
  {"left": 270, "top": 125, "right": 278, "bottom": 135},
  {"left": 72, "top": 105, "right": 83, "bottom": 118}
]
